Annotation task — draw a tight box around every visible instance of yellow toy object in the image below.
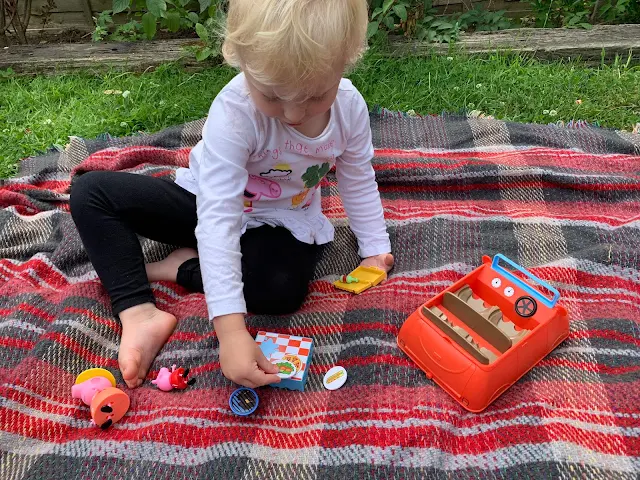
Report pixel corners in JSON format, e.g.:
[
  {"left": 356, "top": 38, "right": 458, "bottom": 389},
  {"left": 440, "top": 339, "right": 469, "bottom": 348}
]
[
  {"left": 334, "top": 266, "right": 387, "bottom": 294},
  {"left": 74, "top": 368, "right": 116, "bottom": 387}
]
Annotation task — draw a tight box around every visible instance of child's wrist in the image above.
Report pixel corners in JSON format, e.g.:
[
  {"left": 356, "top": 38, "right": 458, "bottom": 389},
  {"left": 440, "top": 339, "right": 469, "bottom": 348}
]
[{"left": 213, "top": 313, "right": 246, "bottom": 338}]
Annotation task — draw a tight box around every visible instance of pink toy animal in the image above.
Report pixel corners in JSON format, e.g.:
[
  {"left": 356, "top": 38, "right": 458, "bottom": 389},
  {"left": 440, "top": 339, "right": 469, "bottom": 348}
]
[
  {"left": 72, "top": 376, "right": 113, "bottom": 406},
  {"left": 152, "top": 365, "right": 195, "bottom": 392},
  {"left": 71, "top": 368, "right": 130, "bottom": 430}
]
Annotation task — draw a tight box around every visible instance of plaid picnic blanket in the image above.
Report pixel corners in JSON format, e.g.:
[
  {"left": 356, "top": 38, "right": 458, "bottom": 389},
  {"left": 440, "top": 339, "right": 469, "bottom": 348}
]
[{"left": 1, "top": 111, "right": 639, "bottom": 479}]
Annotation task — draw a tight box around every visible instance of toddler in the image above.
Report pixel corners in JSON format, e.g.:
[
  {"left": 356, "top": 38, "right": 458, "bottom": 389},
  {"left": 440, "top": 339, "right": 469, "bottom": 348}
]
[{"left": 70, "top": 0, "right": 393, "bottom": 389}]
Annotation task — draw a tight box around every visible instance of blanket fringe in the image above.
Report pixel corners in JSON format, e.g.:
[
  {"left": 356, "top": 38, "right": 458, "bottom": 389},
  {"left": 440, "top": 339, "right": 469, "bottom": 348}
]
[
  {"left": 35, "top": 110, "right": 638, "bottom": 160},
  {"left": 370, "top": 105, "right": 638, "bottom": 133}
]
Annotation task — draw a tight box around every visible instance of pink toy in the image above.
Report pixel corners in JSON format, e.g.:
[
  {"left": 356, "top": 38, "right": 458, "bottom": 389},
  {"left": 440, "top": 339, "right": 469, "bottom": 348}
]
[
  {"left": 71, "top": 368, "right": 130, "bottom": 430},
  {"left": 152, "top": 365, "right": 196, "bottom": 392},
  {"left": 72, "top": 376, "right": 113, "bottom": 405}
]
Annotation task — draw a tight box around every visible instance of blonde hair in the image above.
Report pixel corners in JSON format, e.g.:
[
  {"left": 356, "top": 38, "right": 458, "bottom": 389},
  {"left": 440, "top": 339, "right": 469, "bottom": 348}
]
[{"left": 222, "top": 0, "right": 368, "bottom": 99}]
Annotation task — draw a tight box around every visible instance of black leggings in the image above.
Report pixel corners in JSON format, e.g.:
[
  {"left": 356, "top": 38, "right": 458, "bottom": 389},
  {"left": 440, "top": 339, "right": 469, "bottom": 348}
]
[{"left": 70, "top": 171, "right": 320, "bottom": 317}]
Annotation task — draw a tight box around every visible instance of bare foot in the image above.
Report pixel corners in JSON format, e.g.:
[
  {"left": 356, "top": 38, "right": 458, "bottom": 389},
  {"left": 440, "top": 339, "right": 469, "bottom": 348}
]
[
  {"left": 146, "top": 248, "right": 198, "bottom": 283},
  {"left": 118, "top": 303, "right": 178, "bottom": 388}
]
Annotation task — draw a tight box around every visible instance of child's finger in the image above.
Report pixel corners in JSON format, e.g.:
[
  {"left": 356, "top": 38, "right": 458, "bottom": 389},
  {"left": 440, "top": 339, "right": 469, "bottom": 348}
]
[
  {"left": 240, "top": 379, "right": 258, "bottom": 389},
  {"left": 249, "top": 371, "right": 281, "bottom": 387},
  {"left": 385, "top": 254, "right": 395, "bottom": 267},
  {"left": 256, "top": 351, "right": 279, "bottom": 374},
  {"left": 378, "top": 254, "right": 394, "bottom": 273}
]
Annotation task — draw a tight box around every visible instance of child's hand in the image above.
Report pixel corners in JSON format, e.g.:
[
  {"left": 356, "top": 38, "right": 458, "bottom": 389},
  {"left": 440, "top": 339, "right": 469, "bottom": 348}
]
[
  {"left": 360, "top": 253, "right": 394, "bottom": 274},
  {"left": 214, "top": 314, "right": 281, "bottom": 388}
]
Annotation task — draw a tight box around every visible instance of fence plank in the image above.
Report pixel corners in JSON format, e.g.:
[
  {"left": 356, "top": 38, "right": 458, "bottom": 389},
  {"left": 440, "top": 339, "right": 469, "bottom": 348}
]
[
  {"left": 1, "top": 38, "right": 210, "bottom": 72},
  {"left": 3, "top": 24, "right": 639, "bottom": 73},
  {"left": 388, "top": 24, "right": 640, "bottom": 63}
]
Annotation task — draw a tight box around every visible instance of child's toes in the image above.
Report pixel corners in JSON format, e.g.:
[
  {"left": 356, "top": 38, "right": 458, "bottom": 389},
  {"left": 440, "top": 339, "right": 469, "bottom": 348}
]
[
  {"left": 137, "top": 367, "right": 149, "bottom": 386},
  {"left": 119, "top": 349, "right": 142, "bottom": 388}
]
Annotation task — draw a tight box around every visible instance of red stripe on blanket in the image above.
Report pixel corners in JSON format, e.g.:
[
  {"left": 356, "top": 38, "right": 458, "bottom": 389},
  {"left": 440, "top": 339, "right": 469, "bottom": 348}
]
[
  {"left": 2, "top": 409, "right": 637, "bottom": 456},
  {"left": 72, "top": 146, "right": 192, "bottom": 176},
  {"left": 374, "top": 148, "right": 640, "bottom": 175}
]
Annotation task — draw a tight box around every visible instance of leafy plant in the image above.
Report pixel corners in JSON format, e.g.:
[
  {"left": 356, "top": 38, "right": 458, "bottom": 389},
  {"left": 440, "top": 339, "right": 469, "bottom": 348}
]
[
  {"left": 418, "top": 18, "right": 461, "bottom": 43},
  {"left": 107, "top": 0, "right": 209, "bottom": 39},
  {"left": 113, "top": 19, "right": 145, "bottom": 40},
  {"left": 625, "top": 0, "right": 640, "bottom": 23},
  {"left": 94, "top": 0, "right": 225, "bottom": 41},
  {"left": 92, "top": 0, "right": 226, "bottom": 61},
  {"left": 367, "top": 0, "right": 511, "bottom": 44},
  {"left": 595, "top": 0, "right": 632, "bottom": 23},
  {"left": 92, "top": 10, "right": 113, "bottom": 41},
  {"left": 92, "top": 10, "right": 145, "bottom": 41},
  {"left": 190, "top": 15, "right": 224, "bottom": 61},
  {"left": 458, "top": 6, "right": 512, "bottom": 32},
  {"left": 528, "top": 0, "right": 582, "bottom": 28},
  {"left": 526, "top": 0, "right": 636, "bottom": 29},
  {"left": 367, "top": 0, "right": 460, "bottom": 43},
  {"left": 564, "top": 10, "right": 592, "bottom": 29},
  {"left": 367, "top": 0, "right": 411, "bottom": 40}
]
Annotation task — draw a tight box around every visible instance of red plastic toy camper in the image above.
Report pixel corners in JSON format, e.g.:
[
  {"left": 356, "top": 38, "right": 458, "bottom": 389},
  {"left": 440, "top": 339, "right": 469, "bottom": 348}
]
[{"left": 397, "top": 254, "right": 569, "bottom": 412}]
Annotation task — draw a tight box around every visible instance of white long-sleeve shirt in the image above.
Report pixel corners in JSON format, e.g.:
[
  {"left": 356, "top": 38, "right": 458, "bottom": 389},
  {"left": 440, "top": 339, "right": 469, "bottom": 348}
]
[{"left": 175, "top": 73, "right": 391, "bottom": 319}]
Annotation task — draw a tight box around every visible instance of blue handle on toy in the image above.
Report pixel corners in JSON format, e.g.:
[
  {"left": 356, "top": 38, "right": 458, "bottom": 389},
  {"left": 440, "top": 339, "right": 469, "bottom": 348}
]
[{"left": 491, "top": 254, "right": 560, "bottom": 309}]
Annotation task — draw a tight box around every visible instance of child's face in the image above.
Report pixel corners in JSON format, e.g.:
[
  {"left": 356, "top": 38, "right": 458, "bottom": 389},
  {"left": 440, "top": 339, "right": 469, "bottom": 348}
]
[{"left": 244, "top": 68, "right": 343, "bottom": 129}]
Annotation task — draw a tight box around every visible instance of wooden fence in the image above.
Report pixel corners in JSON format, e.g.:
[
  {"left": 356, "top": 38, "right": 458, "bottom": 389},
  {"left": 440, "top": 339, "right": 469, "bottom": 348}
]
[{"left": 25, "top": 0, "right": 532, "bottom": 35}]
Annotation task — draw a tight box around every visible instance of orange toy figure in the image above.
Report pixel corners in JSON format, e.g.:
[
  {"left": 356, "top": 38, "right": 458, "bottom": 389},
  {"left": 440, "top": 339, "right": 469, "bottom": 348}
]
[
  {"left": 71, "top": 368, "right": 130, "bottom": 429},
  {"left": 397, "top": 254, "right": 569, "bottom": 412}
]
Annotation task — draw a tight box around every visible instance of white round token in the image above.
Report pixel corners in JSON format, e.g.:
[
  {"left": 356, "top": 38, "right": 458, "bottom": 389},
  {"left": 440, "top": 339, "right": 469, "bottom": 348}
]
[
  {"left": 323, "top": 366, "right": 347, "bottom": 390},
  {"left": 273, "top": 359, "right": 297, "bottom": 379}
]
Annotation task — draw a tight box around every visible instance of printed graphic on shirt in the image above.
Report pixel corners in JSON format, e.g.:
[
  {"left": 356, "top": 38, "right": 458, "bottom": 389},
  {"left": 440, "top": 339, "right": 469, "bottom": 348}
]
[
  {"left": 292, "top": 162, "right": 331, "bottom": 208},
  {"left": 260, "top": 163, "right": 292, "bottom": 180},
  {"left": 244, "top": 174, "right": 282, "bottom": 212},
  {"left": 302, "top": 197, "right": 314, "bottom": 210},
  {"left": 291, "top": 190, "right": 308, "bottom": 208},
  {"left": 302, "top": 163, "right": 331, "bottom": 189}
]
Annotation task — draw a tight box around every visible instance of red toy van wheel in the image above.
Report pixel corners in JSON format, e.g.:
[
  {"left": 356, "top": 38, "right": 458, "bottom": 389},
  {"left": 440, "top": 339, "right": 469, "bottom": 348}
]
[{"left": 515, "top": 296, "right": 537, "bottom": 318}]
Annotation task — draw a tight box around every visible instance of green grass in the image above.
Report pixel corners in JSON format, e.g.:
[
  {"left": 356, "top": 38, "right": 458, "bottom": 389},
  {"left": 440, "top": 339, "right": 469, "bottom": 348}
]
[{"left": 1, "top": 51, "right": 639, "bottom": 177}]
